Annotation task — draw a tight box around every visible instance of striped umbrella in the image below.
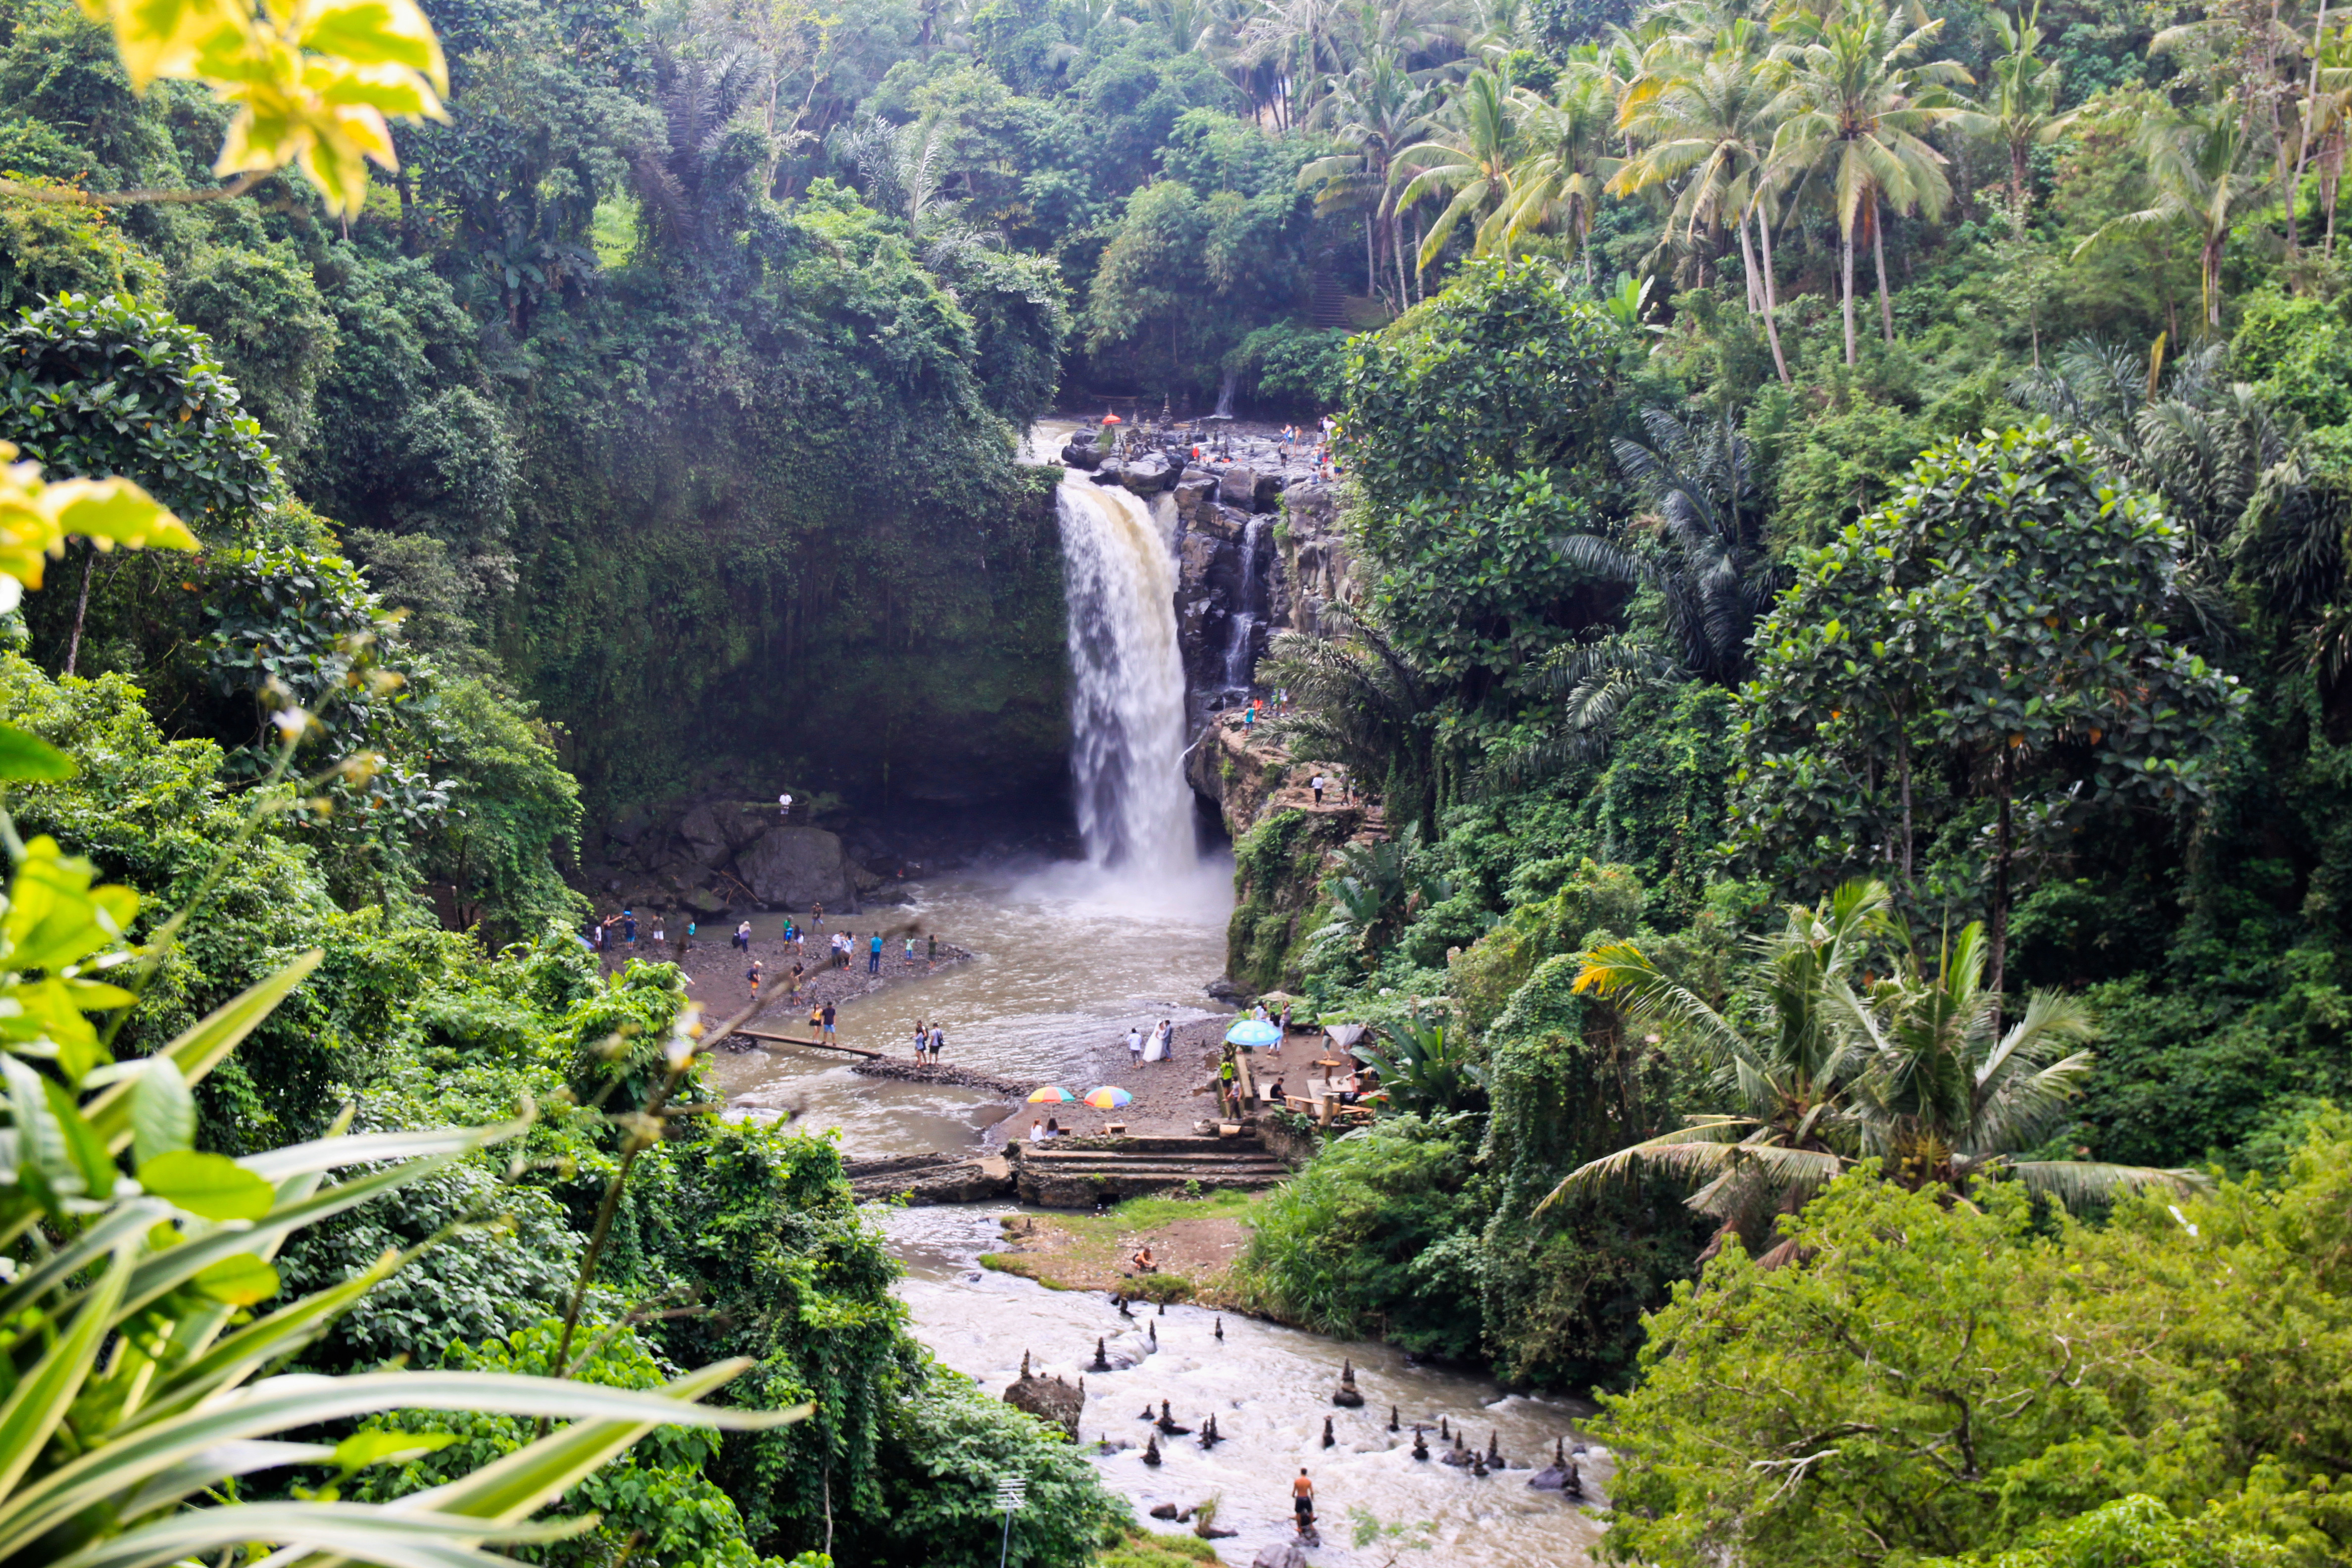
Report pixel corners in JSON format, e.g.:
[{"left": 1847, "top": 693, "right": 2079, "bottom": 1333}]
[
  {"left": 1082, "top": 1087, "right": 1133, "bottom": 1110},
  {"left": 1027, "top": 1086, "right": 1076, "bottom": 1103}
]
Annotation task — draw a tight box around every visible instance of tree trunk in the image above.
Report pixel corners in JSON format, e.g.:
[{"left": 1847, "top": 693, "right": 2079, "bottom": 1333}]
[
  {"left": 1871, "top": 197, "right": 1895, "bottom": 345},
  {"left": 1755, "top": 199, "right": 1791, "bottom": 385},
  {"left": 1366, "top": 214, "right": 1376, "bottom": 294},
  {"left": 1394, "top": 207, "right": 1410, "bottom": 312},
  {"left": 1840, "top": 221, "right": 1859, "bottom": 366},
  {"left": 63, "top": 543, "right": 94, "bottom": 678},
  {"left": 1893, "top": 708, "right": 1915, "bottom": 895},
  {"left": 2292, "top": 0, "right": 2328, "bottom": 260},
  {"left": 1989, "top": 747, "right": 2013, "bottom": 1031},
  {"left": 1737, "top": 207, "right": 1762, "bottom": 316}
]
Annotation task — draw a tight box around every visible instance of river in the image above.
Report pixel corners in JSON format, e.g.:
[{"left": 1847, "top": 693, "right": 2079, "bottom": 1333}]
[{"left": 704, "top": 865, "right": 1607, "bottom": 1568}]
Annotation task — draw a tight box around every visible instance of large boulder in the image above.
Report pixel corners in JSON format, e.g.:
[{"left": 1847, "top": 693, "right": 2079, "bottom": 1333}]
[
  {"left": 1003, "top": 1353, "right": 1084, "bottom": 1439},
  {"left": 1060, "top": 436, "right": 1102, "bottom": 470},
  {"left": 1121, "top": 450, "right": 1176, "bottom": 494},
  {"left": 677, "top": 803, "right": 738, "bottom": 867},
  {"left": 1218, "top": 465, "right": 1259, "bottom": 509},
  {"left": 1172, "top": 473, "right": 1218, "bottom": 523},
  {"left": 736, "top": 826, "right": 850, "bottom": 908},
  {"left": 1251, "top": 1545, "right": 1309, "bottom": 1568}
]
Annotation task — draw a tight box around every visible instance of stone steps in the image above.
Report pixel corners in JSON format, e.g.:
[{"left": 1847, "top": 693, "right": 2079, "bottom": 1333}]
[{"left": 1013, "top": 1134, "right": 1288, "bottom": 1208}]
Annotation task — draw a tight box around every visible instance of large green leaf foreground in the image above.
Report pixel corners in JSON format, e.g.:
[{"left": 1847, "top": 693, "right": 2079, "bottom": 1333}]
[{"left": 0, "top": 942, "right": 805, "bottom": 1568}]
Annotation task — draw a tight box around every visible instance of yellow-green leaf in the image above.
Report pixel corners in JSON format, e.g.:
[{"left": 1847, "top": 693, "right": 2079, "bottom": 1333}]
[
  {"left": 0, "top": 726, "right": 74, "bottom": 783},
  {"left": 139, "top": 1149, "right": 274, "bottom": 1221},
  {"left": 193, "top": 1253, "right": 280, "bottom": 1305}
]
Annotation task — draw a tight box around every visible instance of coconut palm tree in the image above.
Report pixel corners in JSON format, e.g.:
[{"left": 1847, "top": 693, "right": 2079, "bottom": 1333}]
[
  {"left": 1763, "top": 1, "right": 1971, "bottom": 364},
  {"left": 1300, "top": 47, "right": 1435, "bottom": 307},
  {"left": 1843, "top": 922, "right": 2203, "bottom": 1205},
  {"left": 1391, "top": 67, "right": 1522, "bottom": 270},
  {"left": 1494, "top": 66, "right": 1621, "bottom": 285},
  {"left": 1611, "top": 18, "right": 1791, "bottom": 380},
  {"left": 2073, "top": 101, "right": 2268, "bottom": 333},
  {"left": 1972, "top": 2, "right": 2078, "bottom": 215},
  {"left": 1543, "top": 879, "right": 1892, "bottom": 1246},
  {"left": 1550, "top": 880, "right": 2201, "bottom": 1251}
]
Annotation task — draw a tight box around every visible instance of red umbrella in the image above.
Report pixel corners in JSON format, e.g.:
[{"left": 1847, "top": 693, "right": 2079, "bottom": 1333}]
[{"left": 1101, "top": 412, "right": 1124, "bottom": 425}]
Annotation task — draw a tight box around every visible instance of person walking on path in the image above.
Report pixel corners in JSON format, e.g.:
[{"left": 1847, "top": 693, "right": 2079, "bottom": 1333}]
[
  {"left": 1311, "top": 772, "right": 1325, "bottom": 806},
  {"left": 1127, "top": 1026, "right": 1144, "bottom": 1070},
  {"left": 821, "top": 1001, "right": 837, "bottom": 1042},
  {"left": 1292, "top": 1470, "right": 1316, "bottom": 1533},
  {"left": 868, "top": 932, "right": 882, "bottom": 975},
  {"left": 746, "top": 959, "right": 762, "bottom": 999}
]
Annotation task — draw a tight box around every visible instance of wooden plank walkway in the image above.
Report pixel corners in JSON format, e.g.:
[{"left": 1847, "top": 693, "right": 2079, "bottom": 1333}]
[{"left": 735, "top": 1029, "right": 882, "bottom": 1060}]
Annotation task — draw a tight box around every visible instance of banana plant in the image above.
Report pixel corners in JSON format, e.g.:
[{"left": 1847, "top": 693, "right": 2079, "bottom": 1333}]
[{"left": 0, "top": 827, "right": 805, "bottom": 1568}]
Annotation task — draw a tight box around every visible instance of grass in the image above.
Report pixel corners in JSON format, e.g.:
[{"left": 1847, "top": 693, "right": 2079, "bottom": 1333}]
[
  {"left": 1092, "top": 1526, "right": 1223, "bottom": 1566},
  {"left": 978, "top": 1190, "right": 1268, "bottom": 1304}
]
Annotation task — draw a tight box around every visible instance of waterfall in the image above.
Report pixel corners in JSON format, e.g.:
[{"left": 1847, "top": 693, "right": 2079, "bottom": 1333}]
[
  {"left": 1222, "top": 515, "right": 1268, "bottom": 691},
  {"left": 1055, "top": 470, "right": 1196, "bottom": 874}
]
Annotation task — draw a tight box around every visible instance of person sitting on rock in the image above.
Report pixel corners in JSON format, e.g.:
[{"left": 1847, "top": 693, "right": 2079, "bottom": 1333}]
[{"left": 1029, "top": 1119, "right": 1047, "bottom": 1143}]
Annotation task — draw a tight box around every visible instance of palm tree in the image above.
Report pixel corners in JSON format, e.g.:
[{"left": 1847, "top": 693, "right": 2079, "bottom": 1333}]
[
  {"left": 1391, "top": 67, "right": 1521, "bottom": 271},
  {"left": 1973, "top": 2, "right": 2078, "bottom": 215},
  {"left": 1300, "top": 48, "right": 1434, "bottom": 308},
  {"left": 1763, "top": 2, "right": 1971, "bottom": 364},
  {"left": 2073, "top": 102, "right": 2267, "bottom": 333},
  {"left": 1595, "top": 405, "right": 1776, "bottom": 683},
  {"left": 1611, "top": 19, "right": 1791, "bottom": 380},
  {"left": 1550, "top": 880, "right": 2200, "bottom": 1252},
  {"left": 1842, "top": 923, "right": 2201, "bottom": 1205},
  {"left": 1545, "top": 880, "right": 1892, "bottom": 1247},
  {"left": 1495, "top": 67, "right": 1621, "bottom": 286}
]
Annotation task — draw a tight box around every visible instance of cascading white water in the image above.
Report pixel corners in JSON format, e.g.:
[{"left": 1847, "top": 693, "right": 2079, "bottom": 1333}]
[
  {"left": 1055, "top": 469, "right": 1197, "bottom": 874},
  {"left": 1222, "top": 514, "right": 1268, "bottom": 691}
]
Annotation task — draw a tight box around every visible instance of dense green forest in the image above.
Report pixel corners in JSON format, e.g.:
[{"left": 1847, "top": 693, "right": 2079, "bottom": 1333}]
[{"left": 13, "top": 0, "right": 2352, "bottom": 1553}]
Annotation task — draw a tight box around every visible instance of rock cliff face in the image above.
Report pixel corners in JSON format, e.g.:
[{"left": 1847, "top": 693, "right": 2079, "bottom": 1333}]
[
  {"left": 1057, "top": 425, "right": 1362, "bottom": 740},
  {"left": 578, "top": 797, "right": 883, "bottom": 916}
]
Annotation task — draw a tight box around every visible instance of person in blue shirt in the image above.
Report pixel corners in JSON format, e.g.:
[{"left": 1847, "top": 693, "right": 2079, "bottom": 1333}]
[
  {"left": 868, "top": 932, "right": 882, "bottom": 974},
  {"left": 621, "top": 909, "right": 637, "bottom": 945}
]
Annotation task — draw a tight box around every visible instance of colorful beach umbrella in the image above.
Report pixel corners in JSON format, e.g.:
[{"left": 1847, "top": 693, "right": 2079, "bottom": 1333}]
[
  {"left": 1225, "top": 1020, "right": 1281, "bottom": 1048},
  {"left": 1082, "top": 1086, "right": 1133, "bottom": 1110},
  {"left": 1027, "top": 1086, "right": 1076, "bottom": 1103}
]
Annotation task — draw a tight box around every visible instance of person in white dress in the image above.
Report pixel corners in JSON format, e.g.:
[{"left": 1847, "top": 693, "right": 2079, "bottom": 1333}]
[{"left": 1143, "top": 1020, "right": 1170, "bottom": 1063}]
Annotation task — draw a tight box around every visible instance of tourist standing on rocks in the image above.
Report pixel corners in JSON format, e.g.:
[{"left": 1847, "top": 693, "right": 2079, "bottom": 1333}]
[
  {"left": 911, "top": 1022, "right": 927, "bottom": 1060},
  {"left": 811, "top": 900, "right": 825, "bottom": 930},
  {"left": 1145, "top": 1020, "right": 1170, "bottom": 1063},
  {"left": 778, "top": 792, "right": 791, "bottom": 819},
  {"left": 1292, "top": 1470, "right": 1316, "bottom": 1533},
  {"left": 1127, "top": 1026, "right": 1143, "bottom": 1069},
  {"left": 651, "top": 914, "right": 665, "bottom": 947},
  {"left": 622, "top": 909, "right": 637, "bottom": 946},
  {"left": 868, "top": 932, "right": 882, "bottom": 974},
  {"left": 928, "top": 1022, "right": 944, "bottom": 1063},
  {"left": 734, "top": 920, "right": 751, "bottom": 953},
  {"left": 746, "top": 959, "right": 762, "bottom": 998},
  {"left": 1311, "top": 772, "right": 1326, "bottom": 806},
  {"left": 926, "top": 931, "right": 937, "bottom": 964},
  {"left": 821, "top": 1001, "right": 837, "bottom": 1042}
]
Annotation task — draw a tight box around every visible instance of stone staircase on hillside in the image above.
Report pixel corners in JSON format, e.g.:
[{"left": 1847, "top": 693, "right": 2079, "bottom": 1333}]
[{"left": 1014, "top": 1133, "right": 1289, "bottom": 1209}]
